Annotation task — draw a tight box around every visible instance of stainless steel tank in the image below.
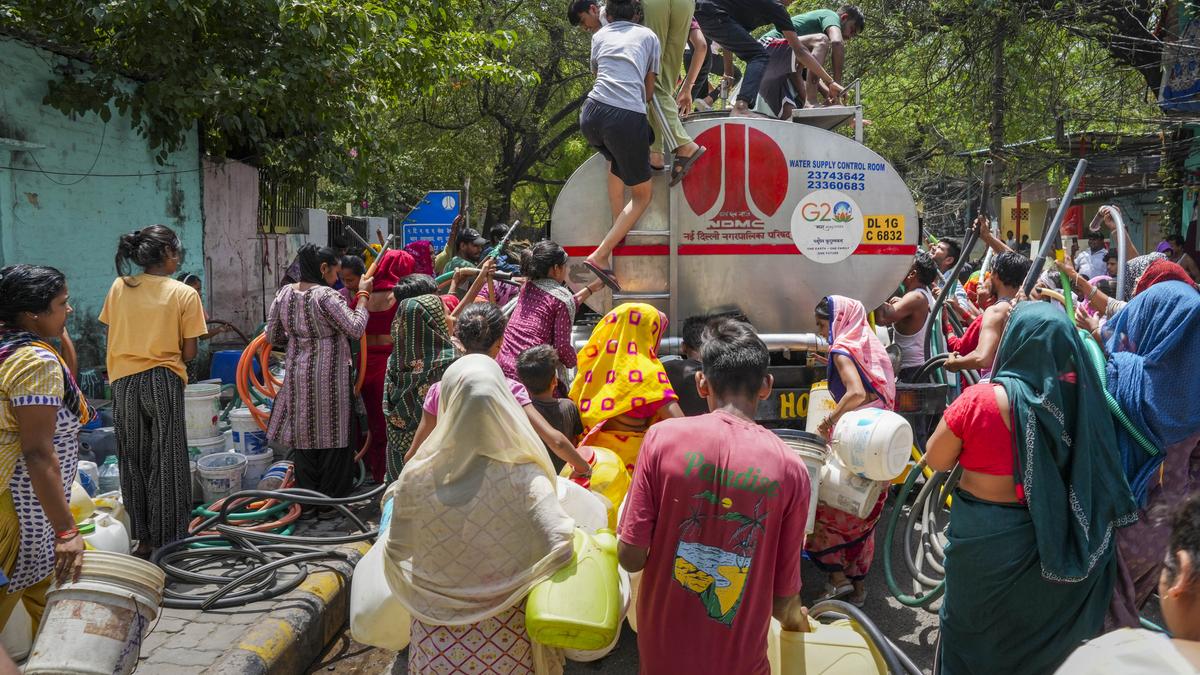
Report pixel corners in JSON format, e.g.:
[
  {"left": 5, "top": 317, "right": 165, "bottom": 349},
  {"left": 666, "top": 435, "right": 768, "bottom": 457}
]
[{"left": 552, "top": 116, "right": 918, "bottom": 337}]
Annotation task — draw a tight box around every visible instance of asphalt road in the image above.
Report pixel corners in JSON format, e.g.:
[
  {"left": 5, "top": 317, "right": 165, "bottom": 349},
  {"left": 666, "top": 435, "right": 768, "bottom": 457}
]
[{"left": 311, "top": 498, "right": 944, "bottom": 674}]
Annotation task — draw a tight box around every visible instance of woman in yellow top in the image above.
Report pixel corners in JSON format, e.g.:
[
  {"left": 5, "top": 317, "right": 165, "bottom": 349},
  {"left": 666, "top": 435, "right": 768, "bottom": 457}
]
[
  {"left": 570, "top": 302, "right": 683, "bottom": 473},
  {"left": 100, "top": 225, "right": 208, "bottom": 556},
  {"left": 0, "top": 265, "right": 88, "bottom": 632}
]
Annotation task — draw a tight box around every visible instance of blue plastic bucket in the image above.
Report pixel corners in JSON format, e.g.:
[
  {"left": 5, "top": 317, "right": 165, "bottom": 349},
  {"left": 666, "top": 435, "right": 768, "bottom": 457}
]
[{"left": 209, "top": 349, "right": 259, "bottom": 386}]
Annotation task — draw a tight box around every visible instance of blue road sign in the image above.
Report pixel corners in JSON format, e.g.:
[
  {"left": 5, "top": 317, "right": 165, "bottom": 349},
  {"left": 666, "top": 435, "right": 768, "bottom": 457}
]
[{"left": 402, "top": 190, "right": 460, "bottom": 252}]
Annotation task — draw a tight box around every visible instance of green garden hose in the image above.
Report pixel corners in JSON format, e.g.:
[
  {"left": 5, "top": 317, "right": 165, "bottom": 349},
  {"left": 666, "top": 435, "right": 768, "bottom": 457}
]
[
  {"left": 883, "top": 461, "right": 950, "bottom": 609},
  {"left": 1079, "top": 329, "right": 1158, "bottom": 456}
]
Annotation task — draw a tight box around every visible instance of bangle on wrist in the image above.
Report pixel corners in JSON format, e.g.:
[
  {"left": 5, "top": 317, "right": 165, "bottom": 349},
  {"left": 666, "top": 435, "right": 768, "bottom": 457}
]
[
  {"left": 1086, "top": 285, "right": 1099, "bottom": 302},
  {"left": 55, "top": 526, "right": 79, "bottom": 541}
]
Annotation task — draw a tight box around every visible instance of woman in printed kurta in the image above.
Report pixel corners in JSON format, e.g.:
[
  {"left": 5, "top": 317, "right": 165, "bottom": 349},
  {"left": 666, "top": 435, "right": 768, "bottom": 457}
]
[
  {"left": 382, "top": 295, "right": 456, "bottom": 481},
  {"left": 0, "top": 264, "right": 90, "bottom": 631},
  {"left": 266, "top": 245, "right": 369, "bottom": 498},
  {"left": 496, "top": 241, "right": 602, "bottom": 394}
]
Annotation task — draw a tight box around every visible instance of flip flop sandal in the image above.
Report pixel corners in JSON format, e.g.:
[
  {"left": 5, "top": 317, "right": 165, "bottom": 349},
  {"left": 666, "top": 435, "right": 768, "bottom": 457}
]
[
  {"left": 669, "top": 146, "right": 708, "bottom": 187},
  {"left": 583, "top": 261, "right": 622, "bottom": 292},
  {"left": 846, "top": 590, "right": 868, "bottom": 608},
  {"left": 816, "top": 582, "right": 854, "bottom": 603}
]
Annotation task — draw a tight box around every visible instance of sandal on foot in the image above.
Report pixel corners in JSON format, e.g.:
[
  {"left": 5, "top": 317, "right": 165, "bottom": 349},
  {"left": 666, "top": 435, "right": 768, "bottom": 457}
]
[
  {"left": 583, "top": 261, "right": 621, "bottom": 292},
  {"left": 669, "top": 146, "right": 707, "bottom": 187},
  {"left": 816, "top": 582, "right": 854, "bottom": 603}
]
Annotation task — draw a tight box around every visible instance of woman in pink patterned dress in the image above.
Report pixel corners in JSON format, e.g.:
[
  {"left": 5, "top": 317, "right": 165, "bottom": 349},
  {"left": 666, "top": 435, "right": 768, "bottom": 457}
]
[
  {"left": 496, "top": 241, "right": 603, "bottom": 394},
  {"left": 266, "top": 245, "right": 370, "bottom": 499}
]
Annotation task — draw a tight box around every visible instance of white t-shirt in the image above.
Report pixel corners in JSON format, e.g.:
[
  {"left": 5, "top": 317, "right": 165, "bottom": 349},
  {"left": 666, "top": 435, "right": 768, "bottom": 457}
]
[
  {"left": 1055, "top": 628, "right": 1197, "bottom": 674},
  {"left": 588, "top": 21, "right": 661, "bottom": 114},
  {"left": 1075, "top": 247, "right": 1108, "bottom": 278}
]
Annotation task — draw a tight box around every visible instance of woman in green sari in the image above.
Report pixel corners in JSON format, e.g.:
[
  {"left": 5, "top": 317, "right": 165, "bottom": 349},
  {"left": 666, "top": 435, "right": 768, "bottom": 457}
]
[
  {"left": 927, "top": 302, "right": 1138, "bottom": 675},
  {"left": 382, "top": 294, "right": 456, "bottom": 481}
]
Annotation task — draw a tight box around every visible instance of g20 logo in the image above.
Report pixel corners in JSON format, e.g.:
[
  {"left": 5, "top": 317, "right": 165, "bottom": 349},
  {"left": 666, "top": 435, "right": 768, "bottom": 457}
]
[{"left": 801, "top": 200, "right": 855, "bottom": 223}]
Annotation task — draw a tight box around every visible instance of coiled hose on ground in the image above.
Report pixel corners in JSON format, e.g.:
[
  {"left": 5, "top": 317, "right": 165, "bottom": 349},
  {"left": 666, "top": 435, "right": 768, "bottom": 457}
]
[
  {"left": 882, "top": 459, "right": 959, "bottom": 611},
  {"left": 153, "top": 482, "right": 385, "bottom": 610}
]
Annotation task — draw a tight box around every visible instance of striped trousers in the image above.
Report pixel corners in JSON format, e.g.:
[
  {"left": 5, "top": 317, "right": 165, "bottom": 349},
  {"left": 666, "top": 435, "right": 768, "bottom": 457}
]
[{"left": 112, "top": 367, "right": 191, "bottom": 549}]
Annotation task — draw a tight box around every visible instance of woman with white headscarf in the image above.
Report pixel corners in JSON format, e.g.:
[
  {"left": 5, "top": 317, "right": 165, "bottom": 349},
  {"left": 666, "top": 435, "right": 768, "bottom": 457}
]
[{"left": 383, "top": 354, "right": 574, "bottom": 674}]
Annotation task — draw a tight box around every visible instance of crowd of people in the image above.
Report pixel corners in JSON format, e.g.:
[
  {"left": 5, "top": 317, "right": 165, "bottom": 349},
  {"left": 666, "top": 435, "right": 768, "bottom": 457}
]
[{"left": 0, "top": 200, "right": 1198, "bottom": 674}]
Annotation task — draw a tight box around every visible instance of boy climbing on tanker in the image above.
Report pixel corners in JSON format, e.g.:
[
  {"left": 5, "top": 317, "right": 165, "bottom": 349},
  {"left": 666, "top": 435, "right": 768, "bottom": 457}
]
[
  {"left": 576, "top": 0, "right": 662, "bottom": 292},
  {"left": 619, "top": 319, "right": 811, "bottom": 675},
  {"left": 758, "top": 5, "right": 865, "bottom": 113}
]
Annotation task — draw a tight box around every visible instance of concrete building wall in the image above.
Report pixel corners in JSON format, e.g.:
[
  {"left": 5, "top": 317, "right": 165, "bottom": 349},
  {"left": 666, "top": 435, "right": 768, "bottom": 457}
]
[{"left": 0, "top": 36, "right": 203, "bottom": 369}]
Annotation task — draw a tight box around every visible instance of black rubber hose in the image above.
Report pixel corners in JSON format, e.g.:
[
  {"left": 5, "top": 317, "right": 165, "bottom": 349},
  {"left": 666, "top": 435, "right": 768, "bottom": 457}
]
[
  {"left": 200, "top": 549, "right": 355, "bottom": 610},
  {"left": 809, "top": 600, "right": 907, "bottom": 675},
  {"left": 912, "top": 353, "right": 950, "bottom": 383},
  {"left": 922, "top": 224, "right": 981, "bottom": 359}
]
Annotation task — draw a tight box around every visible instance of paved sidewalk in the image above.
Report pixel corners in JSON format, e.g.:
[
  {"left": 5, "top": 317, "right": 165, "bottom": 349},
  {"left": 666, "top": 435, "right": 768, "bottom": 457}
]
[{"left": 136, "top": 506, "right": 379, "bottom": 674}]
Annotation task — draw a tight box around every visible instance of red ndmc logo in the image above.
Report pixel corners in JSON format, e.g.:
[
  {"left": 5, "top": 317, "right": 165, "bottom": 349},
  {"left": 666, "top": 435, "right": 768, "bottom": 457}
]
[{"left": 682, "top": 123, "right": 789, "bottom": 228}]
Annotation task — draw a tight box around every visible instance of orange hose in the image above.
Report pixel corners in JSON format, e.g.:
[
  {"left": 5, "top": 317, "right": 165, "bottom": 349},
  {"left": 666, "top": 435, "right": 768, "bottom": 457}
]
[
  {"left": 236, "top": 334, "right": 272, "bottom": 431},
  {"left": 354, "top": 248, "right": 391, "bottom": 395}
]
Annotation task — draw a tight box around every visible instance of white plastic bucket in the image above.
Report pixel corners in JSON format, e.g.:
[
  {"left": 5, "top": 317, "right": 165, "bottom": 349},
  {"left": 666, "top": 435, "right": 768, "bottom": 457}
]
[
  {"left": 772, "top": 429, "right": 828, "bottom": 534},
  {"left": 190, "top": 460, "right": 202, "bottom": 503},
  {"left": 229, "top": 407, "right": 268, "bottom": 457},
  {"left": 805, "top": 381, "right": 838, "bottom": 435},
  {"left": 187, "top": 434, "right": 227, "bottom": 461},
  {"left": 183, "top": 383, "right": 222, "bottom": 441},
  {"left": 242, "top": 451, "right": 274, "bottom": 490},
  {"left": 818, "top": 458, "right": 885, "bottom": 519},
  {"left": 556, "top": 477, "right": 608, "bottom": 534},
  {"left": 196, "top": 452, "right": 247, "bottom": 503},
  {"left": 25, "top": 551, "right": 165, "bottom": 675},
  {"left": 831, "top": 408, "right": 913, "bottom": 481}
]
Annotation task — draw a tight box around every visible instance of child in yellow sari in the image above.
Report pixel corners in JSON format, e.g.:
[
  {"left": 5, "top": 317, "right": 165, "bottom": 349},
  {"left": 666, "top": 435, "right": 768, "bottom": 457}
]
[{"left": 570, "top": 303, "right": 684, "bottom": 472}]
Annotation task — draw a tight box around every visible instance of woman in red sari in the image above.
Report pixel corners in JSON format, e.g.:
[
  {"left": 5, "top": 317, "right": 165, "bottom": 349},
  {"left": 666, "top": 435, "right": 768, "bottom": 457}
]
[{"left": 360, "top": 250, "right": 415, "bottom": 483}]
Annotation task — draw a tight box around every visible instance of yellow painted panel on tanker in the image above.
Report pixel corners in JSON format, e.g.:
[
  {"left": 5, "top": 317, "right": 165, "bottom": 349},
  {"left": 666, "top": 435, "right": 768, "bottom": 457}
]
[{"left": 863, "top": 215, "right": 905, "bottom": 244}]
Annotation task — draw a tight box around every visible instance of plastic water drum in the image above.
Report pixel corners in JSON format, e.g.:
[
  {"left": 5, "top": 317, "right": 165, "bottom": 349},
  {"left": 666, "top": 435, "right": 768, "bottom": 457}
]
[
  {"left": 526, "top": 529, "right": 622, "bottom": 651},
  {"left": 210, "top": 349, "right": 256, "bottom": 386},
  {"left": 25, "top": 551, "right": 165, "bottom": 675},
  {"left": 771, "top": 429, "right": 828, "bottom": 534},
  {"left": 184, "top": 383, "right": 223, "bottom": 440},
  {"left": 242, "top": 451, "right": 273, "bottom": 490},
  {"left": 831, "top": 408, "right": 913, "bottom": 480},
  {"left": 187, "top": 435, "right": 227, "bottom": 461},
  {"left": 557, "top": 477, "right": 608, "bottom": 534},
  {"left": 563, "top": 568, "right": 630, "bottom": 662},
  {"left": 806, "top": 381, "right": 838, "bottom": 434},
  {"left": 818, "top": 458, "right": 885, "bottom": 519},
  {"left": 229, "top": 407, "right": 268, "bottom": 457},
  {"left": 196, "top": 452, "right": 247, "bottom": 503}
]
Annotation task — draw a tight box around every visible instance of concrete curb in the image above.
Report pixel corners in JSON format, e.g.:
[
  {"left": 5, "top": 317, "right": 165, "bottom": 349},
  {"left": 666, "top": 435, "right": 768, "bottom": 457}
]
[{"left": 203, "top": 541, "right": 372, "bottom": 675}]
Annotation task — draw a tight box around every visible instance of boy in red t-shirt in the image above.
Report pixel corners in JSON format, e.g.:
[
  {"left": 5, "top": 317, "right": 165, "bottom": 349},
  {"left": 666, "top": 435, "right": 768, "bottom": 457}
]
[{"left": 619, "top": 319, "right": 811, "bottom": 675}]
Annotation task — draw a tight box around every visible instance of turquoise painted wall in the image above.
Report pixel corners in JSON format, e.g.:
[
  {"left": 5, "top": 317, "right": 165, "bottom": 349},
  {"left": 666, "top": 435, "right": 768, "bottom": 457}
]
[{"left": 0, "top": 36, "right": 204, "bottom": 370}]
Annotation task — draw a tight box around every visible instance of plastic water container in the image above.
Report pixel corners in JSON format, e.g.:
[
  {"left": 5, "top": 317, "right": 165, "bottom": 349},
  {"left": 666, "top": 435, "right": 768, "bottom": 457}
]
[
  {"left": 80, "top": 513, "right": 131, "bottom": 555},
  {"left": 350, "top": 537, "right": 411, "bottom": 651},
  {"left": 257, "top": 461, "right": 292, "bottom": 491},
  {"left": 560, "top": 445, "right": 631, "bottom": 527},
  {"left": 70, "top": 482, "right": 95, "bottom": 523},
  {"left": 78, "top": 460, "right": 100, "bottom": 495},
  {"left": 805, "top": 381, "right": 838, "bottom": 435},
  {"left": 187, "top": 435, "right": 227, "bottom": 461},
  {"left": 0, "top": 601, "right": 32, "bottom": 662},
  {"left": 831, "top": 408, "right": 913, "bottom": 480},
  {"left": 209, "top": 349, "right": 256, "bottom": 386},
  {"left": 818, "top": 458, "right": 885, "bottom": 519},
  {"left": 771, "top": 429, "right": 828, "bottom": 535},
  {"left": 242, "top": 451, "right": 273, "bottom": 490},
  {"left": 767, "top": 617, "right": 887, "bottom": 675},
  {"left": 563, "top": 568, "right": 630, "bottom": 662},
  {"left": 196, "top": 452, "right": 247, "bottom": 503},
  {"left": 556, "top": 477, "right": 608, "bottom": 534},
  {"left": 525, "top": 529, "right": 622, "bottom": 651},
  {"left": 25, "top": 551, "right": 165, "bottom": 675},
  {"left": 184, "top": 383, "right": 223, "bottom": 440},
  {"left": 229, "top": 407, "right": 268, "bottom": 456},
  {"left": 97, "top": 456, "right": 120, "bottom": 495}
]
